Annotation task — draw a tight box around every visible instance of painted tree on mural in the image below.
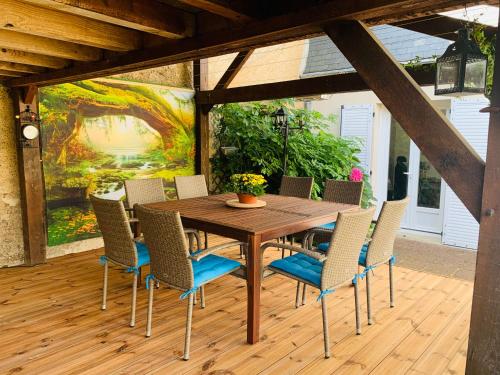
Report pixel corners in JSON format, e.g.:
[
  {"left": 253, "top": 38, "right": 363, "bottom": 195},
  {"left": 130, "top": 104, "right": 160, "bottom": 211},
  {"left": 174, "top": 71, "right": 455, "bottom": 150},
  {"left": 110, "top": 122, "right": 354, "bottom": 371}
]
[{"left": 39, "top": 79, "right": 195, "bottom": 246}]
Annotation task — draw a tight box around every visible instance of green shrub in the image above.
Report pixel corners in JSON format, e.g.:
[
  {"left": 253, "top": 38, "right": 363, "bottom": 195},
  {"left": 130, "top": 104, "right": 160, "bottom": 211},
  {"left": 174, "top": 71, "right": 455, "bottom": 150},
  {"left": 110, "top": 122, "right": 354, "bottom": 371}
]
[{"left": 210, "top": 100, "right": 375, "bottom": 207}]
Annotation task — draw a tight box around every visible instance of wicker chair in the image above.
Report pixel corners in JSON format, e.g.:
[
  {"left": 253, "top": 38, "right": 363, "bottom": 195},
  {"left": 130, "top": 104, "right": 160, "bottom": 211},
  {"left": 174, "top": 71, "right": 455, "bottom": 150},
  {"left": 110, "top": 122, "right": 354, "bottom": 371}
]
[
  {"left": 174, "top": 174, "right": 211, "bottom": 251},
  {"left": 262, "top": 207, "right": 375, "bottom": 358},
  {"left": 278, "top": 176, "right": 314, "bottom": 256},
  {"left": 312, "top": 179, "right": 364, "bottom": 244},
  {"left": 90, "top": 195, "right": 151, "bottom": 328},
  {"left": 279, "top": 176, "right": 314, "bottom": 199},
  {"left": 124, "top": 178, "right": 166, "bottom": 236},
  {"left": 136, "top": 204, "right": 245, "bottom": 360},
  {"left": 310, "top": 197, "right": 409, "bottom": 324}
]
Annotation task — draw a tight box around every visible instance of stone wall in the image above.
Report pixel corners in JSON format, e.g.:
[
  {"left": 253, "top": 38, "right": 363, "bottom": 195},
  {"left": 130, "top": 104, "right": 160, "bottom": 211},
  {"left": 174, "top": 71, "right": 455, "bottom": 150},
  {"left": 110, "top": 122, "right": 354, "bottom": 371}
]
[{"left": 0, "top": 86, "right": 25, "bottom": 267}]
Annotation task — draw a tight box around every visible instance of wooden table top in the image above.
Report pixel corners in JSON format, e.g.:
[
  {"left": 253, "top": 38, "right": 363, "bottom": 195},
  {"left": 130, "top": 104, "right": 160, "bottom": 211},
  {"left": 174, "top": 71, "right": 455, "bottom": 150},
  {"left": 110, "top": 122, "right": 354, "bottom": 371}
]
[{"left": 145, "top": 193, "right": 357, "bottom": 241}]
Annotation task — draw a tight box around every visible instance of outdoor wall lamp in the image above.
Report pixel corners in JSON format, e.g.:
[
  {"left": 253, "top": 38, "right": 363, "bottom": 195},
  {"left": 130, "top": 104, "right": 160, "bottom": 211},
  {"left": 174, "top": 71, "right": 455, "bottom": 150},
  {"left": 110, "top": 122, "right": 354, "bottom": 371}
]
[
  {"left": 16, "top": 105, "right": 40, "bottom": 147},
  {"left": 435, "top": 27, "right": 488, "bottom": 96},
  {"left": 271, "top": 107, "right": 304, "bottom": 175}
]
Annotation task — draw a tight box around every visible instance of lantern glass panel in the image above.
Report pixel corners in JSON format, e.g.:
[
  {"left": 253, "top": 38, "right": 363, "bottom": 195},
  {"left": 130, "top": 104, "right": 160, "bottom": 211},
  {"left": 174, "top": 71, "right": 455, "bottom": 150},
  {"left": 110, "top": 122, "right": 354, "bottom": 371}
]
[
  {"left": 464, "top": 58, "right": 487, "bottom": 92},
  {"left": 436, "top": 58, "right": 461, "bottom": 93}
]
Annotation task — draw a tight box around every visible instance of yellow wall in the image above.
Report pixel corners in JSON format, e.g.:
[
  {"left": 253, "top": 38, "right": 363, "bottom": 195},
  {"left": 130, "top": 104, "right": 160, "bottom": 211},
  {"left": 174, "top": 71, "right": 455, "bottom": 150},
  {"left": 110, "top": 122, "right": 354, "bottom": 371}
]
[{"left": 207, "top": 40, "right": 306, "bottom": 89}]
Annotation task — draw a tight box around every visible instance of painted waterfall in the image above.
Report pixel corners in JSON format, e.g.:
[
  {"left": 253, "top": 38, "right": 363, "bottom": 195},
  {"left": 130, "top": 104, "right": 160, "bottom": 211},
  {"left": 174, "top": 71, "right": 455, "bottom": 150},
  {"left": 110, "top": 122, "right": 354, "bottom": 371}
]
[{"left": 39, "top": 79, "right": 195, "bottom": 246}]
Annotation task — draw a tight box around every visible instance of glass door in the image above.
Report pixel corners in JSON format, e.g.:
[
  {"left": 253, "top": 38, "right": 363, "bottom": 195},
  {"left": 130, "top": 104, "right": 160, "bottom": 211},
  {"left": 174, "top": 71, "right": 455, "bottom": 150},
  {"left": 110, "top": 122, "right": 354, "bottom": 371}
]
[{"left": 387, "top": 118, "right": 444, "bottom": 233}]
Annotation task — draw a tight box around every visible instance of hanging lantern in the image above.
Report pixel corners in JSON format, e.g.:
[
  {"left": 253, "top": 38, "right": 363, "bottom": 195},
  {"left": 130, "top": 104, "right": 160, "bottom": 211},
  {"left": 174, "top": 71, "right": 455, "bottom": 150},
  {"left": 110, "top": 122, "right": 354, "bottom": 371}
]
[
  {"left": 16, "top": 105, "right": 40, "bottom": 146},
  {"left": 435, "top": 28, "right": 488, "bottom": 96}
]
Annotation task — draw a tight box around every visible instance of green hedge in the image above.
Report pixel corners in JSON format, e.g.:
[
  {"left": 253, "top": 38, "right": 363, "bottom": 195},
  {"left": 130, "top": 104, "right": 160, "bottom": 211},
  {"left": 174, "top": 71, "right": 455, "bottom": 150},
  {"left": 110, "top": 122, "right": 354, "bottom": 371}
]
[{"left": 210, "top": 100, "right": 374, "bottom": 207}]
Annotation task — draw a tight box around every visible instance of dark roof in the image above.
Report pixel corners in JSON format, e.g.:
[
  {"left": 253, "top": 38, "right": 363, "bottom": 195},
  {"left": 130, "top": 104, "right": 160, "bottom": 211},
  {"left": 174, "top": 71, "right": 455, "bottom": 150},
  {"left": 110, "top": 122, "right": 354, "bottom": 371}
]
[{"left": 302, "top": 25, "right": 451, "bottom": 76}]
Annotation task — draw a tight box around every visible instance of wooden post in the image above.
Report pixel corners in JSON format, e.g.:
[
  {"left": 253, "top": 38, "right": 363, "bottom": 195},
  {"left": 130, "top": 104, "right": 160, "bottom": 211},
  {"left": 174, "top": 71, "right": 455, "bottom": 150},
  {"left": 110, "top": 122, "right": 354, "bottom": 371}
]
[
  {"left": 193, "top": 59, "right": 211, "bottom": 182},
  {"left": 13, "top": 87, "right": 46, "bottom": 265},
  {"left": 325, "top": 20, "right": 485, "bottom": 221},
  {"left": 466, "top": 12, "right": 500, "bottom": 374}
]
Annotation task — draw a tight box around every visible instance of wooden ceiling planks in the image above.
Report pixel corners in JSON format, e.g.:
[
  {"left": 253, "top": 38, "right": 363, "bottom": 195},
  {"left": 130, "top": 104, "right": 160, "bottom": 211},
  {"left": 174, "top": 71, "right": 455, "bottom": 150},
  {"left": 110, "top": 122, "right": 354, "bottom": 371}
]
[
  {"left": 0, "top": 49, "right": 69, "bottom": 69},
  {"left": 6, "top": 0, "right": 496, "bottom": 88}
]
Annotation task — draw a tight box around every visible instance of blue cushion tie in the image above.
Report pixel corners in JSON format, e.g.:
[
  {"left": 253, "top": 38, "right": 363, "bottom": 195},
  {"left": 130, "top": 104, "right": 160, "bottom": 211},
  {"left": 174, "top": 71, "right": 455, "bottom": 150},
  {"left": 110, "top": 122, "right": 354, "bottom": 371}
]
[
  {"left": 317, "top": 289, "right": 335, "bottom": 301},
  {"left": 180, "top": 287, "right": 198, "bottom": 300},
  {"left": 99, "top": 255, "right": 107, "bottom": 265},
  {"left": 390, "top": 255, "right": 396, "bottom": 265},
  {"left": 126, "top": 266, "right": 140, "bottom": 275},
  {"left": 145, "top": 274, "right": 156, "bottom": 289}
]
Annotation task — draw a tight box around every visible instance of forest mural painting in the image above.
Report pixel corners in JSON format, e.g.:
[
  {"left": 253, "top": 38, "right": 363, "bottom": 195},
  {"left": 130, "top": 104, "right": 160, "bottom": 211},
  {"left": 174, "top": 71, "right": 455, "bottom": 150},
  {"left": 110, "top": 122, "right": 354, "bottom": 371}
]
[{"left": 39, "top": 79, "right": 195, "bottom": 246}]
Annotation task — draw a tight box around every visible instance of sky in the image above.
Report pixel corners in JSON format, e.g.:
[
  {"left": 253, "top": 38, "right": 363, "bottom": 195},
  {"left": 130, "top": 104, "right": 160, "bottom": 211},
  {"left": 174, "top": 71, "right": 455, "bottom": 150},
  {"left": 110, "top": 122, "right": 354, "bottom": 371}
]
[{"left": 442, "top": 5, "right": 499, "bottom": 27}]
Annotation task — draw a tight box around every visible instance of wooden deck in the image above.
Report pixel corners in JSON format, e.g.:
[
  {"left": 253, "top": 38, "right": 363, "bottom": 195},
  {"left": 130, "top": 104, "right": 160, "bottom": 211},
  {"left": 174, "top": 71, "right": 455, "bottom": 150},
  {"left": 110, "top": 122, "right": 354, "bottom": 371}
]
[{"left": 0, "top": 236, "right": 473, "bottom": 375}]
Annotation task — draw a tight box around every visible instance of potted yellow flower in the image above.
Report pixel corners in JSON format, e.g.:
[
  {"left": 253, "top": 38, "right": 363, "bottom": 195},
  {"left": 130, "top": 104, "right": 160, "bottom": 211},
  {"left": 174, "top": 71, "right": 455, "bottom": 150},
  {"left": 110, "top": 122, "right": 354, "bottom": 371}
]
[{"left": 229, "top": 173, "right": 267, "bottom": 204}]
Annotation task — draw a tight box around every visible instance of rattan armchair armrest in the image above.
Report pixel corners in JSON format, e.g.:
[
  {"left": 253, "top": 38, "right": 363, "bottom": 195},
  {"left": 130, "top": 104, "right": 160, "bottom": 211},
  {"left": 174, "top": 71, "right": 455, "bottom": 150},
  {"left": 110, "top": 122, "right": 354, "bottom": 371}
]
[
  {"left": 189, "top": 240, "right": 247, "bottom": 261},
  {"left": 261, "top": 242, "right": 327, "bottom": 262}
]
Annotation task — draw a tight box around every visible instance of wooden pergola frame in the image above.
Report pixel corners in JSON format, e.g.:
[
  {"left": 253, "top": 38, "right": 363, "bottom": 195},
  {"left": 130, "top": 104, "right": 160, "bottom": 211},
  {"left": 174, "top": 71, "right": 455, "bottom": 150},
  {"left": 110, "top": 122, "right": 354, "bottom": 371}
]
[{"left": 2, "top": 1, "right": 499, "bottom": 372}]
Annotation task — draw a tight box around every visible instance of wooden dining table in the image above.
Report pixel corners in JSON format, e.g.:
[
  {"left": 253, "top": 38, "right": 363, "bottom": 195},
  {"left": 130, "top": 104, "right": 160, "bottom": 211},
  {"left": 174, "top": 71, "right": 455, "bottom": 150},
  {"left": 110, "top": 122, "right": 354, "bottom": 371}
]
[{"left": 145, "top": 193, "right": 357, "bottom": 344}]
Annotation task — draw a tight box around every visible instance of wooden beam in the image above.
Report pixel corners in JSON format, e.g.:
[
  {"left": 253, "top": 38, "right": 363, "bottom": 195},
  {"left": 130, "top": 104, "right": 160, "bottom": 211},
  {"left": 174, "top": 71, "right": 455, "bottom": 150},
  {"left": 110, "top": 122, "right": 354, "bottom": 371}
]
[
  {"left": 215, "top": 49, "right": 254, "bottom": 90},
  {"left": 0, "top": 62, "right": 45, "bottom": 74},
  {"left": 0, "top": 30, "right": 101, "bottom": 61},
  {"left": 198, "top": 68, "right": 436, "bottom": 105},
  {"left": 0, "top": 69, "right": 25, "bottom": 77},
  {"left": 0, "top": 0, "right": 140, "bottom": 51},
  {"left": 392, "top": 14, "right": 497, "bottom": 41},
  {"left": 325, "top": 20, "right": 485, "bottom": 221},
  {"left": 194, "top": 59, "right": 211, "bottom": 182},
  {"left": 467, "top": 11, "right": 500, "bottom": 373},
  {"left": 22, "top": 86, "right": 38, "bottom": 105},
  {"left": 22, "top": 0, "right": 194, "bottom": 39},
  {"left": 11, "top": 90, "right": 47, "bottom": 265},
  {"left": 0, "top": 49, "right": 70, "bottom": 69},
  {"left": 178, "top": 0, "right": 254, "bottom": 22},
  {"left": 6, "top": 0, "right": 492, "bottom": 87}
]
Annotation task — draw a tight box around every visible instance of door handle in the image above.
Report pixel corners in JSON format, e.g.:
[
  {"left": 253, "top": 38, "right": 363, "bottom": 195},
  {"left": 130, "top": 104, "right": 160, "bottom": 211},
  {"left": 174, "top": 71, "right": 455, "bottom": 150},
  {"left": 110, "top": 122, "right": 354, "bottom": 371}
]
[{"left": 403, "top": 172, "right": 411, "bottom": 175}]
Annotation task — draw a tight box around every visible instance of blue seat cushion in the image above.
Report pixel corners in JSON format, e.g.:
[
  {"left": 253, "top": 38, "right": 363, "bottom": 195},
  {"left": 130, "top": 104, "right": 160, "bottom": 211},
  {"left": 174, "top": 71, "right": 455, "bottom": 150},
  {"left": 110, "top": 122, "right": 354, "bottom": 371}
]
[
  {"left": 135, "top": 241, "right": 150, "bottom": 268},
  {"left": 269, "top": 253, "right": 323, "bottom": 287},
  {"left": 192, "top": 254, "right": 240, "bottom": 287},
  {"left": 319, "top": 222, "right": 336, "bottom": 230},
  {"left": 317, "top": 243, "right": 369, "bottom": 267}
]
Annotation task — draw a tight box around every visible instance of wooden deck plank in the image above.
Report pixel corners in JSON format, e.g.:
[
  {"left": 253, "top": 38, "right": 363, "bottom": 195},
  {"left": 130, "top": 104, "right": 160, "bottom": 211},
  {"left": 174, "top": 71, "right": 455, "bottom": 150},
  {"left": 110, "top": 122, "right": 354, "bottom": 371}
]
[{"left": 0, "top": 235, "right": 474, "bottom": 375}]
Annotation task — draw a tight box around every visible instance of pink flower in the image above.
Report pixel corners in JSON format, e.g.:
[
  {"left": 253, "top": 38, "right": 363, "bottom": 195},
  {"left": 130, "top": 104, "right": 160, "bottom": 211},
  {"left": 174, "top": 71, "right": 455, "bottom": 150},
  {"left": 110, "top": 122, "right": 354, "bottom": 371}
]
[{"left": 349, "top": 167, "right": 363, "bottom": 182}]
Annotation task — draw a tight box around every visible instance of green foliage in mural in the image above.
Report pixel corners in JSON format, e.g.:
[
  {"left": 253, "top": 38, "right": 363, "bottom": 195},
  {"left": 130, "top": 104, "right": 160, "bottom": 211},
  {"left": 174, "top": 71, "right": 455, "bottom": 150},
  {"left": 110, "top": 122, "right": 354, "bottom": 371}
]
[
  {"left": 40, "top": 80, "right": 195, "bottom": 246},
  {"left": 210, "top": 100, "right": 374, "bottom": 207}
]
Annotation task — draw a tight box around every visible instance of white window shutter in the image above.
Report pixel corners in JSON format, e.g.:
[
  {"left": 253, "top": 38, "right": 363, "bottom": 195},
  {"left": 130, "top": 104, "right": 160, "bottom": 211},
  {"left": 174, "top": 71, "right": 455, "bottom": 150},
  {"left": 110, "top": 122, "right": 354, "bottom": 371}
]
[
  {"left": 340, "top": 104, "right": 374, "bottom": 175},
  {"left": 442, "top": 97, "right": 490, "bottom": 250}
]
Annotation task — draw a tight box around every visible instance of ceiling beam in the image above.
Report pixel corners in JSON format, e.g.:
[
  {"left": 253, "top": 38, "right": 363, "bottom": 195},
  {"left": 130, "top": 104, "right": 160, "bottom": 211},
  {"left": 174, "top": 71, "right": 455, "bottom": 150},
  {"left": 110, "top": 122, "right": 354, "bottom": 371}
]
[
  {"left": 214, "top": 49, "right": 255, "bottom": 90},
  {"left": 0, "top": 30, "right": 101, "bottom": 61},
  {"left": 198, "top": 67, "right": 435, "bottom": 105},
  {"left": 392, "top": 14, "right": 497, "bottom": 41},
  {"left": 325, "top": 20, "right": 485, "bottom": 221},
  {"left": 7, "top": 0, "right": 494, "bottom": 87},
  {"left": 22, "top": 0, "right": 195, "bottom": 39},
  {"left": 0, "top": 62, "right": 45, "bottom": 74},
  {"left": 178, "top": 0, "right": 254, "bottom": 22},
  {"left": 0, "top": 0, "right": 141, "bottom": 51},
  {"left": 0, "top": 49, "right": 69, "bottom": 69},
  {"left": 0, "top": 69, "right": 25, "bottom": 77}
]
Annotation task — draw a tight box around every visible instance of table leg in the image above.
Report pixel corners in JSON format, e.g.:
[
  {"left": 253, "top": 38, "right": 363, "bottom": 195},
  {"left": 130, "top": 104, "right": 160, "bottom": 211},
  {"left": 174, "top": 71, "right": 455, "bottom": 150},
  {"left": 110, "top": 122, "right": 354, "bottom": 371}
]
[{"left": 246, "top": 234, "right": 261, "bottom": 344}]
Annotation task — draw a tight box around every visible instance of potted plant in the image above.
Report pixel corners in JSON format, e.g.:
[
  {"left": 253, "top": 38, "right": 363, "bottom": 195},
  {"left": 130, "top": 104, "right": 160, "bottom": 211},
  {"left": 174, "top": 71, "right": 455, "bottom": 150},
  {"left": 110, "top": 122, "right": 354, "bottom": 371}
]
[{"left": 229, "top": 173, "right": 267, "bottom": 204}]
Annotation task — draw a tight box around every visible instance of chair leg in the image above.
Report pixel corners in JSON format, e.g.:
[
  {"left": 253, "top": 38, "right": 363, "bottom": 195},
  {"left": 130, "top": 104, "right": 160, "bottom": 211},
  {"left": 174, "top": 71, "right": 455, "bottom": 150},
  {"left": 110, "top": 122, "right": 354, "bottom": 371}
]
[
  {"left": 302, "top": 283, "right": 307, "bottom": 305},
  {"left": 188, "top": 233, "right": 194, "bottom": 252},
  {"left": 146, "top": 278, "right": 154, "bottom": 337},
  {"left": 366, "top": 271, "right": 373, "bottom": 325},
  {"left": 389, "top": 261, "right": 395, "bottom": 308},
  {"left": 204, "top": 231, "right": 209, "bottom": 249},
  {"left": 138, "top": 267, "right": 142, "bottom": 287},
  {"left": 101, "top": 262, "right": 108, "bottom": 310},
  {"left": 240, "top": 245, "right": 244, "bottom": 259},
  {"left": 130, "top": 273, "right": 138, "bottom": 327},
  {"left": 354, "top": 279, "right": 362, "bottom": 335},
  {"left": 295, "top": 282, "right": 301, "bottom": 308},
  {"left": 321, "top": 297, "right": 331, "bottom": 358},
  {"left": 200, "top": 286, "right": 206, "bottom": 309},
  {"left": 183, "top": 293, "right": 195, "bottom": 360},
  {"left": 193, "top": 291, "right": 197, "bottom": 305},
  {"left": 290, "top": 237, "right": 294, "bottom": 256}
]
